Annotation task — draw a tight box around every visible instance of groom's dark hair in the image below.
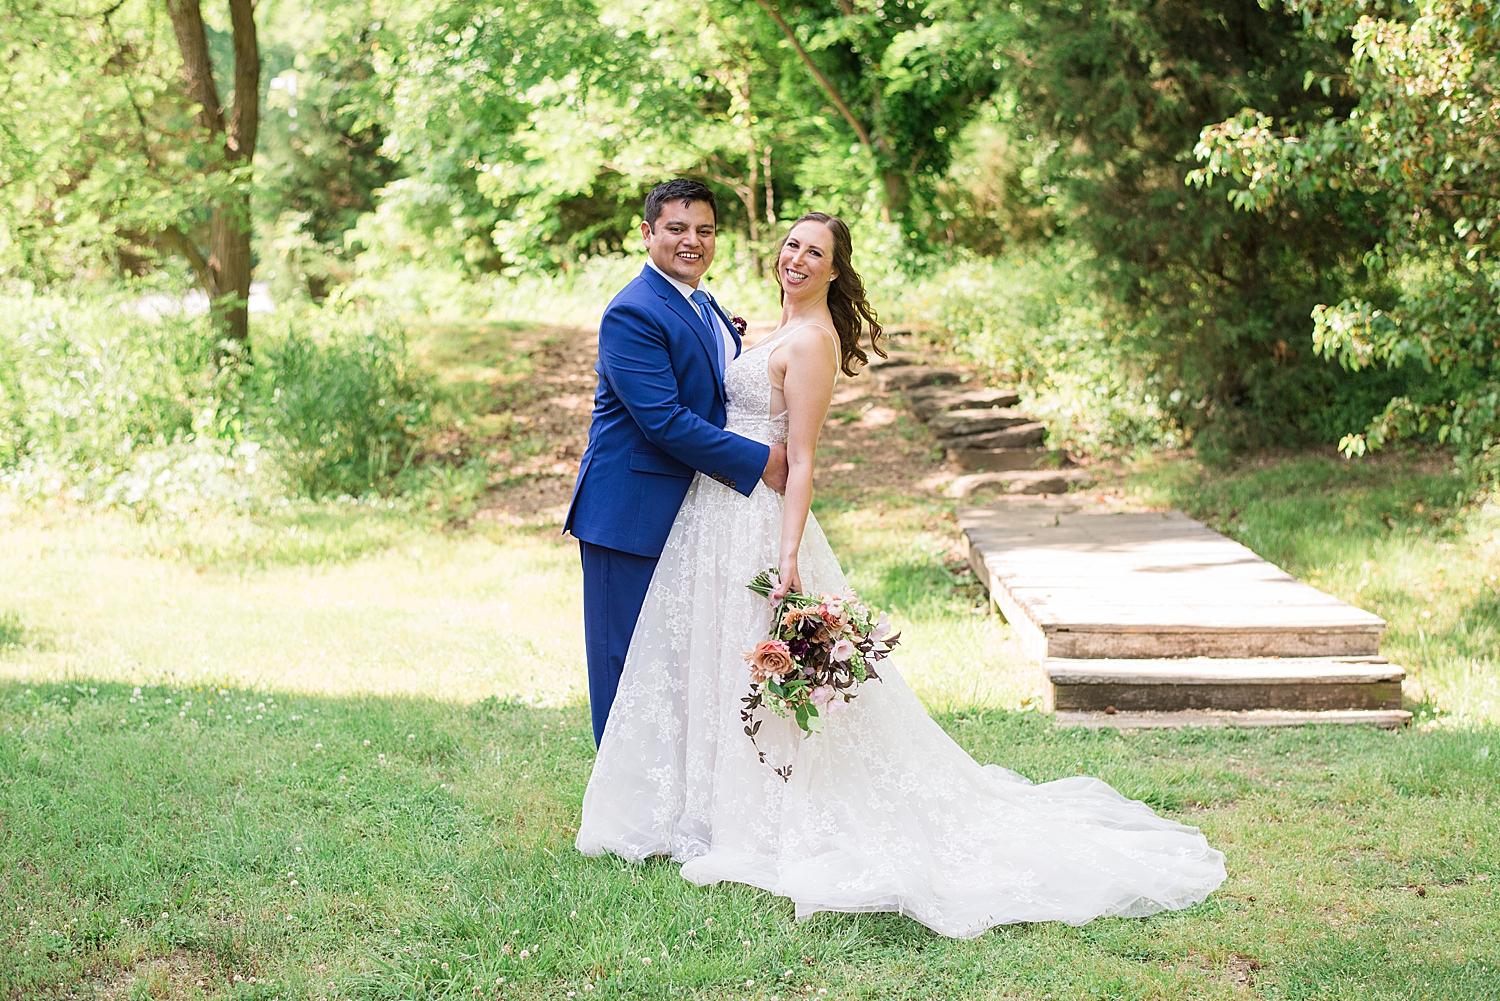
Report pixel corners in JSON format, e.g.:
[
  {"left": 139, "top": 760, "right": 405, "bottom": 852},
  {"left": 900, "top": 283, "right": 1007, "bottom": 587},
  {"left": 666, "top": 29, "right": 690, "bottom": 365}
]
[{"left": 644, "top": 179, "right": 718, "bottom": 231}]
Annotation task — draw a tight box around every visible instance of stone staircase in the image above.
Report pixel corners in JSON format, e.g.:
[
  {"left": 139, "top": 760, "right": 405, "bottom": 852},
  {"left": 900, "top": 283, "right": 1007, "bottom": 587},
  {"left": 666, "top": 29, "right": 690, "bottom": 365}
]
[
  {"left": 866, "top": 342, "right": 1408, "bottom": 729},
  {"left": 958, "top": 498, "right": 1411, "bottom": 729},
  {"left": 870, "top": 352, "right": 1092, "bottom": 496}
]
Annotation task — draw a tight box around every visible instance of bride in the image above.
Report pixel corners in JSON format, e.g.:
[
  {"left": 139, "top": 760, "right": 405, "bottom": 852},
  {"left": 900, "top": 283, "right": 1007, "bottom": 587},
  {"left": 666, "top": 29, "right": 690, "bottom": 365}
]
[{"left": 576, "top": 212, "right": 1226, "bottom": 938}]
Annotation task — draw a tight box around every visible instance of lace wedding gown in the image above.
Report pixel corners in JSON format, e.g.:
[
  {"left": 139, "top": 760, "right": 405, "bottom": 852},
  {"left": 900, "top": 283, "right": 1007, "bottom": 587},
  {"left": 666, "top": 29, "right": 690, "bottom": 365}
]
[{"left": 576, "top": 327, "right": 1226, "bottom": 938}]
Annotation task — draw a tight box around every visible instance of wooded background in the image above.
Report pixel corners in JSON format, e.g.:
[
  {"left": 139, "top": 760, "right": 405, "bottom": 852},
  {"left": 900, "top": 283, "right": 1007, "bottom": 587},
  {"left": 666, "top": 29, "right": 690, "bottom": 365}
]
[{"left": 2, "top": 0, "right": 1497, "bottom": 493}]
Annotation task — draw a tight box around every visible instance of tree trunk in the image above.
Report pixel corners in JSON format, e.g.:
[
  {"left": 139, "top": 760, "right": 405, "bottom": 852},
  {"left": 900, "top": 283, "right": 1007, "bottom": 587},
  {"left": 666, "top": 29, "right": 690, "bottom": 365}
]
[{"left": 165, "top": 0, "right": 260, "bottom": 349}]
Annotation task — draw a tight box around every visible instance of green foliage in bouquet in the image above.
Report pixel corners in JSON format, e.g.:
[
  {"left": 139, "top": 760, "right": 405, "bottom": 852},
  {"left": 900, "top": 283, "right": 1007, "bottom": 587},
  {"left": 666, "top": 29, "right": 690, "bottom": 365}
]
[{"left": 739, "top": 569, "right": 899, "bottom": 781}]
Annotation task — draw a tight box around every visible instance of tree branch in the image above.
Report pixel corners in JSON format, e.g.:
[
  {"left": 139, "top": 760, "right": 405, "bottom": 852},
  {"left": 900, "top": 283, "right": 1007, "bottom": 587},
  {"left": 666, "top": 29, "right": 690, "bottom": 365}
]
[
  {"left": 165, "top": 0, "right": 226, "bottom": 136},
  {"left": 752, "top": 0, "right": 873, "bottom": 154},
  {"left": 158, "top": 225, "right": 214, "bottom": 293},
  {"left": 225, "top": 0, "right": 259, "bottom": 159}
]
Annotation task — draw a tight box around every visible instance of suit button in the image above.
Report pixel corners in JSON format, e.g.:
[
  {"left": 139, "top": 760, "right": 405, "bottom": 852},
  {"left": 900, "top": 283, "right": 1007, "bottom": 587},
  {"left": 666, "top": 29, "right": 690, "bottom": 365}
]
[{"left": 727, "top": 481, "right": 736, "bottom": 489}]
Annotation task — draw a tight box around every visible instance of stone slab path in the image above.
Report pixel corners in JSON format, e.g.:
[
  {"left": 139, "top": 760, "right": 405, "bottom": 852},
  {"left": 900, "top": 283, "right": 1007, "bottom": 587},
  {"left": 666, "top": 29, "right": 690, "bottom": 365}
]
[{"left": 958, "top": 496, "right": 1410, "bottom": 727}]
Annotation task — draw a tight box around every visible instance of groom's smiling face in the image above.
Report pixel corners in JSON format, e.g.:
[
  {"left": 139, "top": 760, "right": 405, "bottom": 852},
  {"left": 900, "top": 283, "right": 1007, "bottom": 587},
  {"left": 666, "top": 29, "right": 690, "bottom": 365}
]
[{"left": 642, "top": 199, "right": 716, "bottom": 287}]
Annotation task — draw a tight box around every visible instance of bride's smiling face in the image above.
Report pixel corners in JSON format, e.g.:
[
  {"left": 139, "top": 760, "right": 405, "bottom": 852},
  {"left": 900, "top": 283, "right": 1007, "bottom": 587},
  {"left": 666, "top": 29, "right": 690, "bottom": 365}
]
[{"left": 777, "top": 221, "right": 837, "bottom": 303}]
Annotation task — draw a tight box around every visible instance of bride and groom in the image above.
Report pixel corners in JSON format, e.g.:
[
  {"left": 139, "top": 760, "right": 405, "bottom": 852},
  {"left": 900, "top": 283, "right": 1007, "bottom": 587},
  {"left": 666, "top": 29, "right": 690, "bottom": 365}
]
[{"left": 563, "top": 179, "right": 1225, "bottom": 938}]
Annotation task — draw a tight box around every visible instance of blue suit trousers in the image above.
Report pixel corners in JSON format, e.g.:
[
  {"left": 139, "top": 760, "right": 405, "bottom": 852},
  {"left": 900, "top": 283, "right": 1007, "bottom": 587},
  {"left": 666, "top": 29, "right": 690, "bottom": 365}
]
[{"left": 580, "top": 541, "right": 659, "bottom": 746}]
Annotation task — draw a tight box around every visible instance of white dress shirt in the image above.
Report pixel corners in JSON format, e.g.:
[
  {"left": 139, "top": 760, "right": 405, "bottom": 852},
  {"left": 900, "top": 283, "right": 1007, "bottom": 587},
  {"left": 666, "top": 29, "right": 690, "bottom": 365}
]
[{"left": 646, "top": 257, "right": 737, "bottom": 371}]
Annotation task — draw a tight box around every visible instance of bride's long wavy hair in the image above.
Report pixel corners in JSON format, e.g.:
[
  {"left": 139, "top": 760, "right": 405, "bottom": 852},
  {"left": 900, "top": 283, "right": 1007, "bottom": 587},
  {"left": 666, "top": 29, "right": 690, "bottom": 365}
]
[{"left": 776, "top": 212, "right": 885, "bottom": 376}]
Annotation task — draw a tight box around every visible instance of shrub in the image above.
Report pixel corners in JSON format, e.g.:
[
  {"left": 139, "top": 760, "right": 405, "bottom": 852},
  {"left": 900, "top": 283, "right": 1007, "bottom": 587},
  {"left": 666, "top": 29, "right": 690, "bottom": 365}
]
[
  {"left": 0, "top": 291, "right": 216, "bottom": 482},
  {"left": 243, "top": 315, "right": 432, "bottom": 498},
  {"left": 0, "top": 288, "right": 435, "bottom": 507}
]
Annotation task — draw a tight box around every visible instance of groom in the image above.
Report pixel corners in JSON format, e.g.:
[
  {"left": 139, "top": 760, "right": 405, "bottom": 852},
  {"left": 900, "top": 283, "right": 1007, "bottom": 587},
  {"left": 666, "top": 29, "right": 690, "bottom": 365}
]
[{"left": 565, "top": 179, "right": 788, "bottom": 746}]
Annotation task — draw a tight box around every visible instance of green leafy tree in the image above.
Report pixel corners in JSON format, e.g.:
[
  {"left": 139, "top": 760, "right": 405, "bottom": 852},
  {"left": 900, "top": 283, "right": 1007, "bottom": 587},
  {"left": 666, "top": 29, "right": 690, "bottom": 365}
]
[
  {"left": 369, "top": 0, "right": 1001, "bottom": 271},
  {"left": 253, "top": 0, "right": 401, "bottom": 299},
  {"left": 0, "top": 0, "right": 261, "bottom": 345},
  {"left": 1191, "top": 0, "right": 1500, "bottom": 470},
  {"left": 991, "top": 0, "right": 1396, "bottom": 445}
]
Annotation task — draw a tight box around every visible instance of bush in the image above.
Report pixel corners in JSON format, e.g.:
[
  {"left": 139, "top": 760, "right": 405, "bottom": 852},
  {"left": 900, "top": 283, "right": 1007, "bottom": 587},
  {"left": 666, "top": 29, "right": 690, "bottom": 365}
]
[
  {"left": 243, "top": 315, "right": 432, "bottom": 498},
  {"left": 0, "top": 291, "right": 217, "bottom": 483},
  {"left": 0, "top": 287, "right": 434, "bottom": 508}
]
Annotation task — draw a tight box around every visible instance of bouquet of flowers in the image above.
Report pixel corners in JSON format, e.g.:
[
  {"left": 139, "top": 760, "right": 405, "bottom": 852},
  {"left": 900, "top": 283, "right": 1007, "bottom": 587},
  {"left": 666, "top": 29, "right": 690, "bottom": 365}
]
[{"left": 740, "top": 569, "right": 899, "bottom": 780}]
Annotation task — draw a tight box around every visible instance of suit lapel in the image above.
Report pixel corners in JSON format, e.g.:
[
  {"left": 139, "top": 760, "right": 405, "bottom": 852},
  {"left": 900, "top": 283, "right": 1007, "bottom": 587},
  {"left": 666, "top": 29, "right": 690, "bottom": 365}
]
[
  {"left": 706, "top": 296, "right": 742, "bottom": 359},
  {"left": 640, "top": 265, "right": 727, "bottom": 400}
]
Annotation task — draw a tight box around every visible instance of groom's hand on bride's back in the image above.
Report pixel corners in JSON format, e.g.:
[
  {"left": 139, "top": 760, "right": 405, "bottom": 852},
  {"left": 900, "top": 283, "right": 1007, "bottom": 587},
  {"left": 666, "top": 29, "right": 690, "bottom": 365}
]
[{"left": 762, "top": 444, "right": 789, "bottom": 494}]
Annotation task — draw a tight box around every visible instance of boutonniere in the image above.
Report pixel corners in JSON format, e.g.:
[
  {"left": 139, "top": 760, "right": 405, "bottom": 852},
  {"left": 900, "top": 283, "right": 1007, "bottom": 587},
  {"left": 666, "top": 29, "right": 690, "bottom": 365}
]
[{"left": 730, "top": 315, "right": 748, "bottom": 336}]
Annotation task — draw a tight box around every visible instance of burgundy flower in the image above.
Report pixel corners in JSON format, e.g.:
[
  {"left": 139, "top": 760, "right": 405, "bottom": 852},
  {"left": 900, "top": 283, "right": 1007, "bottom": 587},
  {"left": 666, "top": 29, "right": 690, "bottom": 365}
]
[{"left": 730, "top": 315, "right": 748, "bottom": 336}]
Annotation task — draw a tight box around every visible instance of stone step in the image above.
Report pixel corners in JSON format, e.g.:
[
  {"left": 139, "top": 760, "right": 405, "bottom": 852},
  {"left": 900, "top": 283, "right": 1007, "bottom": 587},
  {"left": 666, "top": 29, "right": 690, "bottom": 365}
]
[
  {"left": 1043, "top": 656, "right": 1405, "bottom": 712},
  {"left": 928, "top": 408, "right": 1034, "bottom": 437},
  {"left": 938, "top": 421, "right": 1047, "bottom": 449},
  {"left": 909, "top": 387, "right": 1021, "bottom": 418},
  {"left": 875, "top": 365, "right": 967, "bottom": 391},
  {"left": 1038, "top": 625, "right": 1383, "bottom": 660},
  {"left": 958, "top": 499, "right": 1388, "bottom": 662},
  {"left": 949, "top": 447, "right": 1068, "bottom": 472},
  {"left": 1055, "top": 708, "right": 1412, "bottom": 730},
  {"left": 944, "top": 469, "right": 1095, "bottom": 499}
]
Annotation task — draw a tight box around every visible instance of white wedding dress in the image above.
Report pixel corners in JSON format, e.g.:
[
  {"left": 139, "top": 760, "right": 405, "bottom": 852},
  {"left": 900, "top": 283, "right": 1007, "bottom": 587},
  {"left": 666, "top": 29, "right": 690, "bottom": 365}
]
[{"left": 576, "top": 327, "right": 1226, "bottom": 938}]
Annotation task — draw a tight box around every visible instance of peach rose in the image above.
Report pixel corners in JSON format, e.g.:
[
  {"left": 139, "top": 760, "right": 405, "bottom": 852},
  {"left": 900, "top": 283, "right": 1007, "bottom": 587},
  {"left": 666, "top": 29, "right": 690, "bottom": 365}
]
[{"left": 744, "top": 640, "right": 794, "bottom": 683}]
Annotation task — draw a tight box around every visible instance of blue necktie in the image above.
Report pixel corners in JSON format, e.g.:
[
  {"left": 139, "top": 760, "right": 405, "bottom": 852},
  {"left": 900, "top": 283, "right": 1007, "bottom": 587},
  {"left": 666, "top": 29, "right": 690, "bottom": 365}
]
[{"left": 690, "top": 288, "right": 726, "bottom": 377}]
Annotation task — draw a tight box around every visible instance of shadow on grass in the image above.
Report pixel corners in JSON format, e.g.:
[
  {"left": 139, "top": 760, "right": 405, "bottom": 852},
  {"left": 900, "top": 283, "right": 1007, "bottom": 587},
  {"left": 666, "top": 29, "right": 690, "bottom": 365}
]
[{"left": 4, "top": 680, "right": 1498, "bottom": 1000}]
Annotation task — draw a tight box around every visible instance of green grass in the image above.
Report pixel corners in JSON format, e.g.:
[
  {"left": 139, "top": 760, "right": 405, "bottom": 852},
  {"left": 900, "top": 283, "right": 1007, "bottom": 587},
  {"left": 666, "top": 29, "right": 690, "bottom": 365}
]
[
  {"left": 4, "top": 683, "right": 1497, "bottom": 1000},
  {"left": 5, "top": 318, "right": 1500, "bottom": 998}
]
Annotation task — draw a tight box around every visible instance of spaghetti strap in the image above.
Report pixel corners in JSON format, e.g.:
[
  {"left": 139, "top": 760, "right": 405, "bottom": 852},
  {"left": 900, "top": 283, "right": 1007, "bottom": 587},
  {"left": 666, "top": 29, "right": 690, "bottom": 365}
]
[{"left": 764, "top": 321, "right": 839, "bottom": 355}]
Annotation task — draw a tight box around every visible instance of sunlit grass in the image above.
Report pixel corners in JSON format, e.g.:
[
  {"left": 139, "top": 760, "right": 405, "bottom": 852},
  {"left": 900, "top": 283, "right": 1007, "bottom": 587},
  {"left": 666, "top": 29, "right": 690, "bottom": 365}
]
[
  {"left": 813, "top": 494, "right": 1039, "bottom": 713},
  {"left": 6, "top": 308, "right": 1500, "bottom": 1000},
  {"left": 0, "top": 506, "right": 584, "bottom": 705},
  {"left": 5, "top": 683, "right": 1497, "bottom": 1000}
]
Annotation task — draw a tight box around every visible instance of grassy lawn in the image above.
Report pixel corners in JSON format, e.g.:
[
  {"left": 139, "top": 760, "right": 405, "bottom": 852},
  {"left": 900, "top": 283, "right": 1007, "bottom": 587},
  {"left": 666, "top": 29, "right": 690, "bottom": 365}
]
[{"left": 3, "top": 322, "right": 1498, "bottom": 1000}]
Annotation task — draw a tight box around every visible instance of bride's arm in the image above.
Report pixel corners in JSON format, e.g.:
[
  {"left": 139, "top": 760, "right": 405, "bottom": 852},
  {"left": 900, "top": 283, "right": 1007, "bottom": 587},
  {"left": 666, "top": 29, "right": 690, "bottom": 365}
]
[{"left": 772, "top": 329, "right": 840, "bottom": 598}]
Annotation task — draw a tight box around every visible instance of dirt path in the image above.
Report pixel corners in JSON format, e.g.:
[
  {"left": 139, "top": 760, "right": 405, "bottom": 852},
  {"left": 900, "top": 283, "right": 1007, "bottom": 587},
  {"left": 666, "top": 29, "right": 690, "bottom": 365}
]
[{"left": 472, "top": 323, "right": 969, "bottom": 525}]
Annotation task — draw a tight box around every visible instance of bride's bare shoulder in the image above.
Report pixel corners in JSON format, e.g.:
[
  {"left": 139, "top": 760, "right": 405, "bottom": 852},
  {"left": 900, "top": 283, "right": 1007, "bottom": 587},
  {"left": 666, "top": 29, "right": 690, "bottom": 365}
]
[{"left": 777, "top": 321, "right": 840, "bottom": 361}]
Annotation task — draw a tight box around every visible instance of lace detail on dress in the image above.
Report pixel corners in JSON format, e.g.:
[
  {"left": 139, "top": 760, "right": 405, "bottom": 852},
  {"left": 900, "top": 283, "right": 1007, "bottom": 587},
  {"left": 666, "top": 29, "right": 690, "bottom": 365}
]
[
  {"left": 723, "top": 328, "right": 795, "bottom": 445},
  {"left": 575, "top": 319, "right": 1226, "bottom": 938}
]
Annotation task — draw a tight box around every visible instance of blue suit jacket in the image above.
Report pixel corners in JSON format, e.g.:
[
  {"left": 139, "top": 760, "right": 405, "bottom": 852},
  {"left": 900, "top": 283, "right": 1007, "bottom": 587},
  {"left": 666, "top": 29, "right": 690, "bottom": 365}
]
[{"left": 564, "top": 265, "right": 770, "bottom": 558}]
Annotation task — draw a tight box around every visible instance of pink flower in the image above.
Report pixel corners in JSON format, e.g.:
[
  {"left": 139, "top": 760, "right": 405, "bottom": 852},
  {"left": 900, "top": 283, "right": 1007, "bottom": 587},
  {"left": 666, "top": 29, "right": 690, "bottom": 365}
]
[
  {"left": 762, "top": 570, "right": 783, "bottom": 607},
  {"left": 744, "top": 640, "right": 793, "bottom": 682},
  {"left": 830, "top": 638, "right": 856, "bottom": 662},
  {"left": 810, "top": 685, "right": 836, "bottom": 707},
  {"left": 871, "top": 612, "right": 892, "bottom": 642}
]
